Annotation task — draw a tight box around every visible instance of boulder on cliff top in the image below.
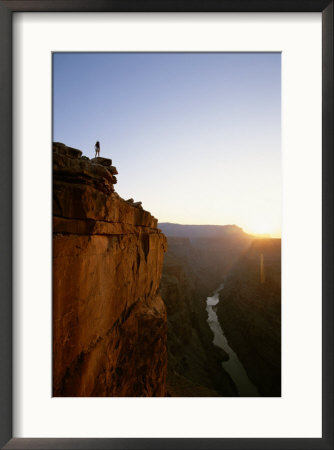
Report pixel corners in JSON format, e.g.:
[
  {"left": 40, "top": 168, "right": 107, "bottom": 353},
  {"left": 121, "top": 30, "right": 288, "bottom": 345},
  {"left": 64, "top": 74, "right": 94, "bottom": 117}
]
[
  {"left": 107, "top": 166, "right": 118, "bottom": 175},
  {"left": 53, "top": 147, "right": 116, "bottom": 195},
  {"left": 53, "top": 142, "right": 160, "bottom": 227},
  {"left": 133, "top": 201, "right": 143, "bottom": 209},
  {"left": 91, "top": 157, "right": 112, "bottom": 166},
  {"left": 53, "top": 142, "right": 82, "bottom": 159},
  {"left": 126, "top": 199, "right": 142, "bottom": 209}
]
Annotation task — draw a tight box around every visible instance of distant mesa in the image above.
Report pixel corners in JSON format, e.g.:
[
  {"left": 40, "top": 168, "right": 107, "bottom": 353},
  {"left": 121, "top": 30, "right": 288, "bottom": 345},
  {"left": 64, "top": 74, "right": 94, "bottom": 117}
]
[{"left": 158, "top": 222, "right": 245, "bottom": 239}]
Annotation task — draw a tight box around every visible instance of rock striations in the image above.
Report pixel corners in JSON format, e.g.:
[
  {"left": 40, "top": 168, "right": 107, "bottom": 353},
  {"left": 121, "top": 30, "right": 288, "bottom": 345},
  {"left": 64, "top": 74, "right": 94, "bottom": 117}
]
[{"left": 53, "top": 142, "right": 167, "bottom": 396}]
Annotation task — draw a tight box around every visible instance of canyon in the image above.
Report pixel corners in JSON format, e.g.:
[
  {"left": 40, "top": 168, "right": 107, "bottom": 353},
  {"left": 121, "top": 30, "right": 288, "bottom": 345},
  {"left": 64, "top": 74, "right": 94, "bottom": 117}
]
[
  {"left": 159, "top": 224, "right": 281, "bottom": 397},
  {"left": 158, "top": 223, "right": 254, "bottom": 396},
  {"left": 217, "top": 239, "right": 281, "bottom": 396}
]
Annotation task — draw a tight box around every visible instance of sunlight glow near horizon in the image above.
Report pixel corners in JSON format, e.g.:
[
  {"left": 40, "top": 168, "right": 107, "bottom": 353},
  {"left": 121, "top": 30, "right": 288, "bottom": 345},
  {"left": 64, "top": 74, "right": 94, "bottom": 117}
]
[{"left": 53, "top": 53, "right": 281, "bottom": 237}]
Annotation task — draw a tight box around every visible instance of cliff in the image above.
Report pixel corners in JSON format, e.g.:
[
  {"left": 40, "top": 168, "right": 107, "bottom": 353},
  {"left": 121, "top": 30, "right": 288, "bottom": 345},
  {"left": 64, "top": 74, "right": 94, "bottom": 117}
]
[{"left": 53, "top": 143, "right": 167, "bottom": 396}]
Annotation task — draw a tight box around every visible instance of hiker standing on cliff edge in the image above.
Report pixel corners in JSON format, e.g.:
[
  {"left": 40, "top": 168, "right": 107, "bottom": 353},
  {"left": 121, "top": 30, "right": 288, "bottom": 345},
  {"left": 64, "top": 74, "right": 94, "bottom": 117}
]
[{"left": 95, "top": 141, "right": 100, "bottom": 157}]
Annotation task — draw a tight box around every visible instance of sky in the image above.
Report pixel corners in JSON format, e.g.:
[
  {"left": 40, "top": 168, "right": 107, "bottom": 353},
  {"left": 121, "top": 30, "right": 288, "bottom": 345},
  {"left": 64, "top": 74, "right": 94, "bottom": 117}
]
[{"left": 53, "top": 52, "right": 281, "bottom": 237}]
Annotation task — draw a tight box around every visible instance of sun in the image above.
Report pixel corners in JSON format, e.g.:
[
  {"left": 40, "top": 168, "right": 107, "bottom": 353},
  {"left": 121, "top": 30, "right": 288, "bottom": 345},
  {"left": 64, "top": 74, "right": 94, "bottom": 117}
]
[{"left": 244, "top": 218, "right": 281, "bottom": 238}]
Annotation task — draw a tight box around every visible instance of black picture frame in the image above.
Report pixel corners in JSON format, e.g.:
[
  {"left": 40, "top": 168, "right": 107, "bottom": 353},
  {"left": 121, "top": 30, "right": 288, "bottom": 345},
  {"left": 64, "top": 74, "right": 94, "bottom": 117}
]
[{"left": 0, "top": 1, "right": 333, "bottom": 449}]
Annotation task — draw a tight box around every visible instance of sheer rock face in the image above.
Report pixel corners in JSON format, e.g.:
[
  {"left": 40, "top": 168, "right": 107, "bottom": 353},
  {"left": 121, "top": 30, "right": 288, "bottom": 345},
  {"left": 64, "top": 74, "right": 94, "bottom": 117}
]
[{"left": 53, "top": 143, "right": 167, "bottom": 397}]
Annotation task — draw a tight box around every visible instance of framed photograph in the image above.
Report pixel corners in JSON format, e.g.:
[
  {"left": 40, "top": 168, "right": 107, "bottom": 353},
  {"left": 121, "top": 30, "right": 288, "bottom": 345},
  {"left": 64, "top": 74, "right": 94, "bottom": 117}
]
[{"left": 1, "top": 1, "right": 333, "bottom": 449}]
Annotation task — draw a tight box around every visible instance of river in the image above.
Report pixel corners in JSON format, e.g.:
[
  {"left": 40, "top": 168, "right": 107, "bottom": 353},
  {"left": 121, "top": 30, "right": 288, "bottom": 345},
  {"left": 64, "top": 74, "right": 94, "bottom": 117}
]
[{"left": 206, "top": 284, "right": 259, "bottom": 397}]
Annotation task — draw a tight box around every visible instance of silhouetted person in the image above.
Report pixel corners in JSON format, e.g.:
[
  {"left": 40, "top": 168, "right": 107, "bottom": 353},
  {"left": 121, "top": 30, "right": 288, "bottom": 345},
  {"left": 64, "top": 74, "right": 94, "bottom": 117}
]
[{"left": 95, "top": 141, "right": 100, "bottom": 157}]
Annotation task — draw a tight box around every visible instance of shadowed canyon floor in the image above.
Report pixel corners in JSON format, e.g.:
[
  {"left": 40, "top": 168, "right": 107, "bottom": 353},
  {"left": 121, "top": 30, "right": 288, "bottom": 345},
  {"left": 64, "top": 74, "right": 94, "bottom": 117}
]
[
  {"left": 159, "top": 224, "right": 281, "bottom": 397},
  {"left": 218, "top": 239, "right": 281, "bottom": 396},
  {"left": 206, "top": 286, "right": 259, "bottom": 397}
]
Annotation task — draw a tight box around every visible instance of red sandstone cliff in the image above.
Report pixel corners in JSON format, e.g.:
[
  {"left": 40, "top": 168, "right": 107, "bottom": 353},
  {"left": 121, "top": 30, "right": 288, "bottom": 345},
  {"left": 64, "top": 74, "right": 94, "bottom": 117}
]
[{"left": 53, "top": 143, "right": 167, "bottom": 396}]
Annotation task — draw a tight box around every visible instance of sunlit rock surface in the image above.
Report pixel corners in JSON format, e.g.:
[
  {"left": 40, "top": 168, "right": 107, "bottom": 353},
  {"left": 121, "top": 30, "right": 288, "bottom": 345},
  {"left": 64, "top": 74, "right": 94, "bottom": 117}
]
[{"left": 53, "top": 143, "right": 167, "bottom": 397}]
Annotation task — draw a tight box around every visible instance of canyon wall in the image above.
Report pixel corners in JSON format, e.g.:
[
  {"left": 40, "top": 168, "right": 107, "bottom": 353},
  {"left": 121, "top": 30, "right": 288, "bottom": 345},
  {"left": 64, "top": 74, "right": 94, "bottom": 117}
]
[
  {"left": 53, "top": 143, "right": 167, "bottom": 396},
  {"left": 158, "top": 224, "right": 253, "bottom": 396},
  {"left": 217, "top": 239, "right": 281, "bottom": 396}
]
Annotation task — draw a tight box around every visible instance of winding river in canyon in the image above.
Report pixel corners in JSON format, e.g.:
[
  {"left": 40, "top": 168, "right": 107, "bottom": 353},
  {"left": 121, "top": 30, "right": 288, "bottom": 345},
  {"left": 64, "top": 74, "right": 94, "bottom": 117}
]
[{"left": 206, "top": 285, "right": 259, "bottom": 397}]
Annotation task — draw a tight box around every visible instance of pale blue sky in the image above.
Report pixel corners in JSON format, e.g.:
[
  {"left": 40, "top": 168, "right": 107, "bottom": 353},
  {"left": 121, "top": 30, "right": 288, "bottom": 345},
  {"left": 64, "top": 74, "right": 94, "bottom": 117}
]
[{"left": 53, "top": 52, "right": 281, "bottom": 236}]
